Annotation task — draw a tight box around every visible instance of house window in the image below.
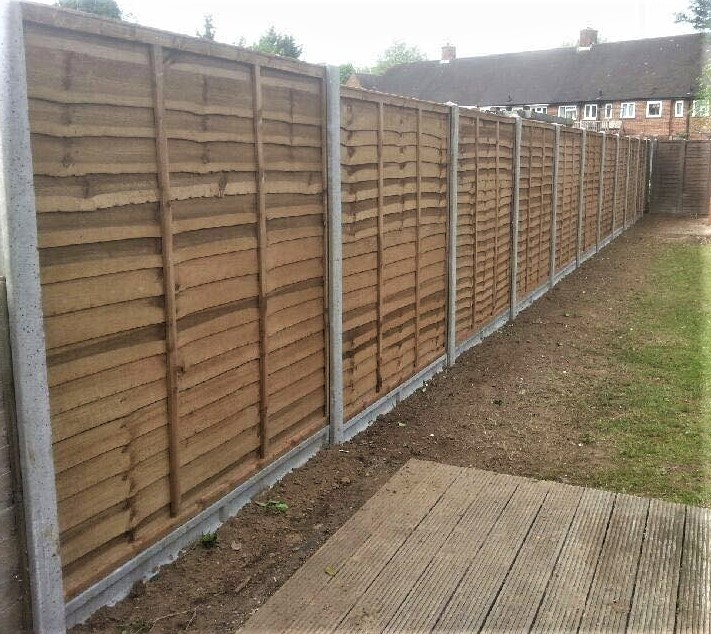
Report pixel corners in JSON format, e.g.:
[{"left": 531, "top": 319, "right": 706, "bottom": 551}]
[
  {"left": 692, "top": 100, "right": 710, "bottom": 117},
  {"left": 604, "top": 103, "right": 613, "bottom": 119},
  {"left": 675, "top": 100, "right": 685, "bottom": 117},
  {"left": 646, "top": 101, "right": 662, "bottom": 118},
  {"left": 560, "top": 105, "right": 577, "bottom": 119},
  {"left": 620, "top": 102, "right": 636, "bottom": 119},
  {"left": 530, "top": 105, "right": 548, "bottom": 114},
  {"left": 584, "top": 104, "right": 598, "bottom": 120}
]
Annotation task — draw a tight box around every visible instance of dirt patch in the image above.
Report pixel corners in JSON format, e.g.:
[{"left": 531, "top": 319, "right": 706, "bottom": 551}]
[{"left": 75, "top": 215, "right": 704, "bottom": 634}]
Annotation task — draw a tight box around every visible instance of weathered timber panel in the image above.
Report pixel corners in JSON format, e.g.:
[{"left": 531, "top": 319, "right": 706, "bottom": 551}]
[
  {"left": 341, "top": 89, "right": 449, "bottom": 419},
  {"left": 600, "top": 135, "right": 617, "bottom": 240},
  {"left": 582, "top": 132, "right": 602, "bottom": 253},
  {"left": 516, "top": 122, "right": 555, "bottom": 299},
  {"left": 555, "top": 129, "right": 582, "bottom": 272},
  {"left": 24, "top": 17, "right": 328, "bottom": 599},
  {"left": 455, "top": 112, "right": 515, "bottom": 344}
]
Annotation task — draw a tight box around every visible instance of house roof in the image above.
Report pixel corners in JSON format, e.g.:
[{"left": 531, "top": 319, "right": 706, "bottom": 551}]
[{"left": 365, "top": 34, "right": 711, "bottom": 106}]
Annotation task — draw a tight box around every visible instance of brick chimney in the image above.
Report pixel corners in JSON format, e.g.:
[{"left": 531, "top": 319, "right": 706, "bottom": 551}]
[
  {"left": 441, "top": 44, "right": 456, "bottom": 63},
  {"left": 579, "top": 28, "right": 598, "bottom": 48}
]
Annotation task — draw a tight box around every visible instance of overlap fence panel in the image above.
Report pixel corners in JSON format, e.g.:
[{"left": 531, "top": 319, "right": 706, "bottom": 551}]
[
  {"left": 615, "top": 137, "right": 630, "bottom": 231},
  {"left": 9, "top": 5, "right": 654, "bottom": 625},
  {"left": 340, "top": 89, "right": 449, "bottom": 420},
  {"left": 582, "top": 132, "right": 602, "bottom": 253},
  {"left": 652, "top": 139, "right": 711, "bottom": 216},
  {"left": 600, "top": 135, "right": 617, "bottom": 240},
  {"left": 516, "top": 121, "right": 555, "bottom": 300},
  {"left": 455, "top": 112, "right": 515, "bottom": 344},
  {"left": 555, "top": 129, "right": 582, "bottom": 273},
  {"left": 24, "top": 9, "right": 328, "bottom": 599}
]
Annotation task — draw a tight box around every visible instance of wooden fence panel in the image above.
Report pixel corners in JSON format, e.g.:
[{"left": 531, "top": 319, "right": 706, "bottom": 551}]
[
  {"left": 614, "top": 137, "right": 629, "bottom": 230},
  {"left": 600, "top": 135, "right": 617, "bottom": 240},
  {"left": 681, "top": 141, "right": 711, "bottom": 215},
  {"left": 627, "top": 139, "right": 640, "bottom": 223},
  {"left": 341, "top": 90, "right": 449, "bottom": 419},
  {"left": 516, "top": 122, "right": 555, "bottom": 299},
  {"left": 24, "top": 16, "right": 328, "bottom": 599},
  {"left": 555, "top": 129, "right": 582, "bottom": 272},
  {"left": 455, "top": 112, "right": 515, "bottom": 344},
  {"left": 650, "top": 140, "right": 711, "bottom": 216},
  {"left": 582, "top": 132, "right": 602, "bottom": 253}
]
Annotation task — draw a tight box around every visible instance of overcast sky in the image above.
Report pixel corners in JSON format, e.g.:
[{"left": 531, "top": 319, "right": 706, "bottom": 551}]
[{"left": 39, "top": 0, "right": 699, "bottom": 67}]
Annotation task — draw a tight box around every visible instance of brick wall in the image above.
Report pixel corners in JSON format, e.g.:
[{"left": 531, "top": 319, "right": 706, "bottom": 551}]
[{"left": 551, "top": 100, "right": 698, "bottom": 138}]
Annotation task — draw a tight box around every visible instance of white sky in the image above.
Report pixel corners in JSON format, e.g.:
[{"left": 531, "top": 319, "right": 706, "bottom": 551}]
[{"left": 39, "top": 0, "right": 699, "bottom": 67}]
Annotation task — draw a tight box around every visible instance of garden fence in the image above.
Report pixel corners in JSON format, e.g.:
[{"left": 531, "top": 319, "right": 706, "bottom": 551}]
[{"left": 1, "top": 3, "right": 650, "bottom": 629}]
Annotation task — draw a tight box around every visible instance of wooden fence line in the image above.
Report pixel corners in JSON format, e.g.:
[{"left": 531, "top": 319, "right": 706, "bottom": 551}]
[{"left": 9, "top": 5, "right": 651, "bottom": 627}]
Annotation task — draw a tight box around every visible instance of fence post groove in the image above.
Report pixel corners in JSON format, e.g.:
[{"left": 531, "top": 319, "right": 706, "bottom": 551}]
[
  {"left": 0, "top": 3, "right": 66, "bottom": 629},
  {"left": 415, "top": 107, "right": 423, "bottom": 368},
  {"left": 510, "top": 117, "right": 522, "bottom": 319},
  {"left": 375, "top": 101, "right": 385, "bottom": 390},
  {"left": 150, "top": 44, "right": 182, "bottom": 515},
  {"left": 576, "top": 129, "right": 587, "bottom": 267},
  {"left": 550, "top": 124, "right": 560, "bottom": 285},
  {"left": 326, "top": 66, "right": 343, "bottom": 445},
  {"left": 596, "top": 132, "right": 606, "bottom": 251},
  {"left": 252, "top": 64, "right": 271, "bottom": 459},
  {"left": 446, "top": 105, "right": 459, "bottom": 365}
]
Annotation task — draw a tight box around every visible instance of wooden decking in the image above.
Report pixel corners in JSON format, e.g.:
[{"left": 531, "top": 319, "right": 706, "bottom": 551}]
[{"left": 241, "top": 460, "right": 710, "bottom": 633}]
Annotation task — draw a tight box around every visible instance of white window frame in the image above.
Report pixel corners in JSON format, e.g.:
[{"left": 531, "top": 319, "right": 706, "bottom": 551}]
[
  {"left": 529, "top": 104, "right": 548, "bottom": 114},
  {"left": 604, "top": 103, "right": 613, "bottom": 119},
  {"left": 583, "top": 103, "right": 598, "bottom": 120},
  {"left": 646, "top": 100, "right": 662, "bottom": 118},
  {"left": 692, "top": 100, "right": 710, "bottom": 117},
  {"left": 675, "top": 100, "right": 685, "bottom": 117},
  {"left": 559, "top": 105, "right": 577, "bottom": 120},
  {"left": 620, "top": 102, "right": 636, "bottom": 119}
]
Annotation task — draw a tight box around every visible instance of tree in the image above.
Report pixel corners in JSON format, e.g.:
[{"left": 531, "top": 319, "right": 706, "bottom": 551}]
[
  {"left": 339, "top": 63, "right": 356, "bottom": 85},
  {"left": 372, "top": 41, "right": 426, "bottom": 74},
  {"left": 196, "top": 15, "right": 216, "bottom": 41},
  {"left": 55, "top": 0, "right": 122, "bottom": 19},
  {"left": 675, "top": 0, "right": 711, "bottom": 31},
  {"left": 252, "top": 27, "right": 302, "bottom": 59}
]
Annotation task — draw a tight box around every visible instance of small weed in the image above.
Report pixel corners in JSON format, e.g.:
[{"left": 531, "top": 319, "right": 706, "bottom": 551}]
[
  {"left": 117, "top": 618, "right": 152, "bottom": 634},
  {"left": 199, "top": 531, "right": 219, "bottom": 548},
  {"left": 255, "top": 499, "right": 289, "bottom": 513}
]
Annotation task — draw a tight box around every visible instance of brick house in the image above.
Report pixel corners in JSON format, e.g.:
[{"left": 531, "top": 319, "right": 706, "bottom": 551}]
[{"left": 349, "top": 29, "right": 711, "bottom": 139}]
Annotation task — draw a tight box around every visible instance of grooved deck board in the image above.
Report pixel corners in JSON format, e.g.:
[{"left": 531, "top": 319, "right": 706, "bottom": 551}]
[{"left": 240, "top": 460, "right": 709, "bottom": 634}]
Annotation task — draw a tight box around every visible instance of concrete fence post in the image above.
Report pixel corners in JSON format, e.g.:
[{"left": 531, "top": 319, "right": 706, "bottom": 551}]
[
  {"left": 325, "top": 66, "right": 343, "bottom": 445},
  {"left": 510, "top": 116, "right": 522, "bottom": 319},
  {"left": 576, "top": 129, "right": 587, "bottom": 267},
  {"left": 596, "top": 133, "right": 606, "bottom": 250},
  {"left": 0, "top": 1, "right": 66, "bottom": 630},
  {"left": 550, "top": 124, "right": 560, "bottom": 285},
  {"left": 446, "top": 105, "right": 459, "bottom": 366}
]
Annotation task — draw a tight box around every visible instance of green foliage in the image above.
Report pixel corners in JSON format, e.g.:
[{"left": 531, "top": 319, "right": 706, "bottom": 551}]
[
  {"left": 339, "top": 63, "right": 356, "bottom": 85},
  {"left": 675, "top": 0, "right": 711, "bottom": 30},
  {"left": 372, "top": 41, "right": 426, "bottom": 75},
  {"left": 255, "top": 499, "right": 289, "bottom": 513},
  {"left": 196, "top": 15, "right": 216, "bottom": 41},
  {"left": 55, "top": 0, "right": 122, "bottom": 19},
  {"left": 252, "top": 27, "right": 302, "bottom": 59},
  {"left": 199, "top": 531, "right": 218, "bottom": 548}
]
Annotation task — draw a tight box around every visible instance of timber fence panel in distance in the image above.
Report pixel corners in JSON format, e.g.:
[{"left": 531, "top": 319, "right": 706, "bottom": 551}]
[
  {"left": 23, "top": 9, "right": 329, "bottom": 600},
  {"left": 681, "top": 141, "right": 711, "bottom": 216},
  {"left": 555, "top": 129, "right": 582, "bottom": 274},
  {"left": 340, "top": 89, "right": 449, "bottom": 421},
  {"left": 515, "top": 121, "right": 555, "bottom": 303},
  {"left": 614, "top": 137, "right": 629, "bottom": 231},
  {"left": 455, "top": 112, "right": 515, "bottom": 345},
  {"left": 600, "top": 135, "right": 617, "bottom": 240},
  {"left": 582, "top": 132, "right": 602, "bottom": 254}
]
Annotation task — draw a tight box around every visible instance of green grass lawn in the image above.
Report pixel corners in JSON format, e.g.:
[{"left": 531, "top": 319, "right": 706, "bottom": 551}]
[{"left": 589, "top": 242, "right": 711, "bottom": 507}]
